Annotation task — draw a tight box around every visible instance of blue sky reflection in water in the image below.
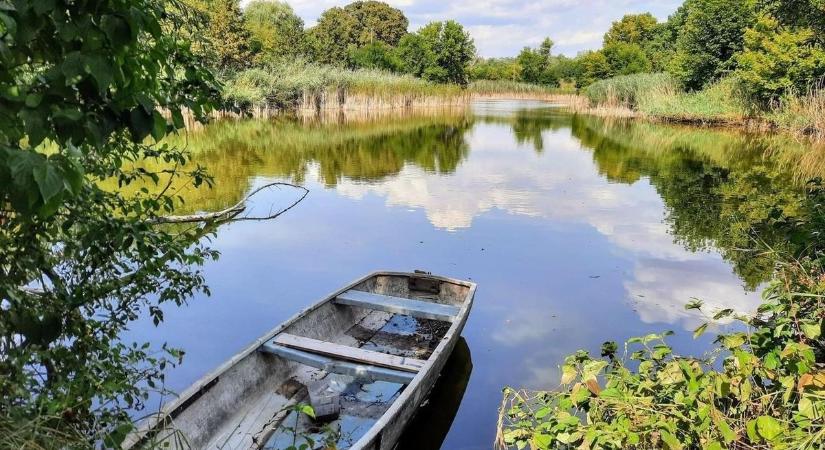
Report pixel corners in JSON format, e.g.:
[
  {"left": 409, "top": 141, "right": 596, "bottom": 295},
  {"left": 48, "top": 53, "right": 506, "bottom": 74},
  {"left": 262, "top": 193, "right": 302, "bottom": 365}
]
[{"left": 123, "top": 100, "right": 815, "bottom": 449}]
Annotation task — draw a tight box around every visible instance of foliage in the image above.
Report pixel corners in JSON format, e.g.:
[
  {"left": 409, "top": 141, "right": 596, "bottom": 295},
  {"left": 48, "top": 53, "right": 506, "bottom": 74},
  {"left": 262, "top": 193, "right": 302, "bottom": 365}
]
[
  {"left": 602, "top": 42, "right": 652, "bottom": 76},
  {"left": 307, "top": 1, "right": 408, "bottom": 66},
  {"left": 500, "top": 185, "right": 825, "bottom": 448},
  {"left": 0, "top": 0, "right": 219, "bottom": 444},
  {"left": 469, "top": 58, "right": 521, "bottom": 81},
  {"left": 307, "top": 7, "right": 359, "bottom": 66},
  {"left": 516, "top": 38, "right": 559, "bottom": 86},
  {"left": 603, "top": 13, "right": 660, "bottom": 48},
  {"left": 735, "top": 14, "right": 825, "bottom": 104},
  {"left": 759, "top": 0, "right": 825, "bottom": 41},
  {"left": 343, "top": 0, "right": 409, "bottom": 47},
  {"left": 576, "top": 51, "right": 613, "bottom": 88},
  {"left": 190, "top": 0, "right": 252, "bottom": 71},
  {"left": 350, "top": 41, "right": 403, "bottom": 72},
  {"left": 398, "top": 21, "right": 476, "bottom": 85},
  {"left": 670, "top": 0, "right": 756, "bottom": 90},
  {"left": 243, "top": 0, "right": 306, "bottom": 63}
]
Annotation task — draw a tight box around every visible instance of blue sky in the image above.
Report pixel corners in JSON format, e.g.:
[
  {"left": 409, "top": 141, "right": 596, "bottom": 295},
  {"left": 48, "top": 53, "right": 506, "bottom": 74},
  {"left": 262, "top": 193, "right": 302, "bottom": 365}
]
[{"left": 284, "top": 0, "right": 683, "bottom": 57}]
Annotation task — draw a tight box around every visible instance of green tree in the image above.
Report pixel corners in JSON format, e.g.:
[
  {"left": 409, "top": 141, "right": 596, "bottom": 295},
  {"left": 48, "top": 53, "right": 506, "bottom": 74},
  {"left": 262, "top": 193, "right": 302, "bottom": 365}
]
[
  {"left": 603, "top": 13, "right": 659, "bottom": 47},
  {"left": 516, "top": 38, "right": 559, "bottom": 85},
  {"left": 308, "top": 7, "right": 359, "bottom": 65},
  {"left": 736, "top": 14, "right": 825, "bottom": 103},
  {"left": 0, "top": 0, "right": 219, "bottom": 444},
  {"left": 350, "top": 41, "right": 403, "bottom": 71},
  {"left": 398, "top": 21, "right": 476, "bottom": 85},
  {"left": 603, "top": 42, "right": 652, "bottom": 75},
  {"left": 469, "top": 58, "right": 521, "bottom": 81},
  {"left": 759, "top": 0, "right": 825, "bottom": 41},
  {"left": 670, "top": 0, "right": 756, "bottom": 90},
  {"left": 243, "top": 0, "right": 306, "bottom": 62},
  {"left": 576, "top": 50, "right": 613, "bottom": 88},
  {"left": 344, "top": 0, "right": 409, "bottom": 46},
  {"left": 308, "top": 1, "right": 408, "bottom": 66},
  {"left": 193, "top": 0, "right": 253, "bottom": 71}
]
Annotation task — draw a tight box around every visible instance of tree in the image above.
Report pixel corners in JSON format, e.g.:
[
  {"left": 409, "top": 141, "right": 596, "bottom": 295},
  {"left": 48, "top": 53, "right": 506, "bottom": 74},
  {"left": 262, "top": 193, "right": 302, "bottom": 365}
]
[
  {"left": 759, "top": 0, "right": 825, "bottom": 41},
  {"left": 308, "top": 1, "right": 408, "bottom": 66},
  {"left": 603, "top": 42, "right": 652, "bottom": 75},
  {"left": 576, "top": 50, "right": 613, "bottom": 87},
  {"left": 603, "top": 13, "right": 659, "bottom": 47},
  {"left": 344, "top": 1, "right": 409, "bottom": 46},
  {"left": 516, "top": 38, "right": 559, "bottom": 85},
  {"left": 670, "top": 0, "right": 756, "bottom": 90},
  {"left": 350, "top": 41, "right": 403, "bottom": 71},
  {"left": 244, "top": 0, "right": 306, "bottom": 62},
  {"left": 398, "top": 21, "right": 476, "bottom": 85},
  {"left": 735, "top": 14, "right": 825, "bottom": 103},
  {"left": 0, "top": 0, "right": 220, "bottom": 444},
  {"left": 195, "top": 0, "right": 253, "bottom": 71},
  {"left": 308, "top": 7, "right": 359, "bottom": 65},
  {"left": 469, "top": 58, "right": 521, "bottom": 81}
]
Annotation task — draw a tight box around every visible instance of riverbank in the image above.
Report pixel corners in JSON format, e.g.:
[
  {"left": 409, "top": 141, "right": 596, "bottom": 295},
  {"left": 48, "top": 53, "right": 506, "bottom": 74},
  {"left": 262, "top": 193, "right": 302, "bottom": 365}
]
[
  {"left": 220, "top": 62, "right": 579, "bottom": 115},
  {"left": 570, "top": 73, "right": 825, "bottom": 140}
]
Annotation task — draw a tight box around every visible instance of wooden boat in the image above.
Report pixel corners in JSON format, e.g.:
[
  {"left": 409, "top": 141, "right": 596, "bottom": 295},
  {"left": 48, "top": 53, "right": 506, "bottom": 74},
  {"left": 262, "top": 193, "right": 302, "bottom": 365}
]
[{"left": 128, "top": 271, "right": 476, "bottom": 450}]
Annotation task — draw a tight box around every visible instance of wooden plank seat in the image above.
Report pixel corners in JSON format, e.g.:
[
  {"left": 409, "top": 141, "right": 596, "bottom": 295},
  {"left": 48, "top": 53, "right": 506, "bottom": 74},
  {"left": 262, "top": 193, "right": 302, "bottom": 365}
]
[
  {"left": 261, "top": 332, "right": 425, "bottom": 384},
  {"left": 273, "top": 333, "right": 425, "bottom": 372},
  {"left": 335, "top": 290, "right": 461, "bottom": 322}
]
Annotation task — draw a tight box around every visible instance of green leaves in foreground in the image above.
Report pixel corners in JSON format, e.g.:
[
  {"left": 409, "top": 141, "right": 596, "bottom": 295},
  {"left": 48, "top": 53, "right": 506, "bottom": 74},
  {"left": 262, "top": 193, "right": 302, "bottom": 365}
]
[{"left": 499, "top": 259, "right": 825, "bottom": 449}]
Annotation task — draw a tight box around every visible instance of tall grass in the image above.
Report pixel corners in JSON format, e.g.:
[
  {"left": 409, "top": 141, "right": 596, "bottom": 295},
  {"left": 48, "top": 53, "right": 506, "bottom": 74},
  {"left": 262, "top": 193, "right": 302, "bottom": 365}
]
[
  {"left": 222, "top": 61, "right": 465, "bottom": 110},
  {"left": 582, "top": 72, "right": 825, "bottom": 136},
  {"left": 584, "top": 73, "right": 677, "bottom": 108},
  {"left": 769, "top": 86, "right": 825, "bottom": 138},
  {"left": 636, "top": 77, "right": 750, "bottom": 122},
  {"left": 468, "top": 79, "right": 576, "bottom": 96}
]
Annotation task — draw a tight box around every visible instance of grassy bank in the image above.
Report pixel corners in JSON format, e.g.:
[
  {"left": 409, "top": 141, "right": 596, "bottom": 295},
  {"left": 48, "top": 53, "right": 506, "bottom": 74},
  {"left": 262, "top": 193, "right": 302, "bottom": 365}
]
[
  {"left": 221, "top": 62, "right": 579, "bottom": 113},
  {"left": 579, "top": 73, "right": 825, "bottom": 138}
]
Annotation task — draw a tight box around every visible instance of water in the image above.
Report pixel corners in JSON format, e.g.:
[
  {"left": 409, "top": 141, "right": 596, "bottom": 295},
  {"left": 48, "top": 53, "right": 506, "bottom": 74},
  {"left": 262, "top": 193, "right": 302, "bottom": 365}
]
[{"left": 127, "top": 100, "right": 824, "bottom": 449}]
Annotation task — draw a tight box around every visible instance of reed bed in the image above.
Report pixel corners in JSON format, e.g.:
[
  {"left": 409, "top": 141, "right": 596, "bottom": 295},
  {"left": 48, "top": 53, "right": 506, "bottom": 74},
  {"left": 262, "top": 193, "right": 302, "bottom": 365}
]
[{"left": 222, "top": 62, "right": 589, "bottom": 113}]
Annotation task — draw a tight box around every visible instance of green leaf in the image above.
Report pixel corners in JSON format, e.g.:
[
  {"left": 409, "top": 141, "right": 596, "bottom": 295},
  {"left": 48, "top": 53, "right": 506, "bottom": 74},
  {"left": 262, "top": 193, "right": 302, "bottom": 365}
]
[
  {"left": 298, "top": 404, "right": 315, "bottom": 419},
  {"left": 704, "top": 441, "right": 722, "bottom": 450},
  {"left": 660, "top": 430, "right": 682, "bottom": 450},
  {"left": 33, "top": 161, "right": 64, "bottom": 204},
  {"left": 560, "top": 364, "right": 577, "bottom": 384},
  {"left": 693, "top": 323, "right": 709, "bottom": 339},
  {"left": 581, "top": 360, "right": 607, "bottom": 381},
  {"left": 755, "top": 415, "right": 783, "bottom": 441},
  {"left": 801, "top": 322, "right": 821, "bottom": 339},
  {"left": 85, "top": 54, "right": 114, "bottom": 94},
  {"left": 532, "top": 432, "right": 552, "bottom": 449},
  {"left": 101, "top": 14, "right": 132, "bottom": 47},
  {"left": 151, "top": 111, "right": 167, "bottom": 141}
]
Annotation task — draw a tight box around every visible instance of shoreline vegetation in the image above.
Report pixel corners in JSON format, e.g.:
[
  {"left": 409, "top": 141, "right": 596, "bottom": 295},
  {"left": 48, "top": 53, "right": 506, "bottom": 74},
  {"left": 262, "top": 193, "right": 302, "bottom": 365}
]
[
  {"left": 572, "top": 73, "right": 825, "bottom": 139},
  {"left": 218, "top": 61, "right": 581, "bottom": 115},
  {"left": 216, "top": 63, "right": 822, "bottom": 141}
]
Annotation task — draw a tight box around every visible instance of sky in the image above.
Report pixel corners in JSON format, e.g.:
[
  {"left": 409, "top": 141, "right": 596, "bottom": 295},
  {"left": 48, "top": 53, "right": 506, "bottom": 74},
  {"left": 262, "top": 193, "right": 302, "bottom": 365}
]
[{"left": 284, "top": 0, "right": 683, "bottom": 57}]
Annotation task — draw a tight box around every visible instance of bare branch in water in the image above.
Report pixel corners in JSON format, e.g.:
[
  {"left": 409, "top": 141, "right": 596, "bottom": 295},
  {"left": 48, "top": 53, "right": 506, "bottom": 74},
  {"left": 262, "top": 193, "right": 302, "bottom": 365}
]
[{"left": 150, "top": 182, "right": 309, "bottom": 224}]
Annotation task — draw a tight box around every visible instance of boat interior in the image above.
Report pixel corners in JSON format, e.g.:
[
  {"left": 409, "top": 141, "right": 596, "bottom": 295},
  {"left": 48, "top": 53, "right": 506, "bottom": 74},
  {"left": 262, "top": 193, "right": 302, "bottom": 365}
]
[{"left": 150, "top": 273, "right": 471, "bottom": 450}]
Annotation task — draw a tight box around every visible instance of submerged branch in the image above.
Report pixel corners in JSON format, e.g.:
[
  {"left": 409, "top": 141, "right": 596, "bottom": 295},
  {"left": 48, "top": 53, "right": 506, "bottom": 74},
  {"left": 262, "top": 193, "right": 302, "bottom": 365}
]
[{"left": 150, "top": 182, "right": 309, "bottom": 224}]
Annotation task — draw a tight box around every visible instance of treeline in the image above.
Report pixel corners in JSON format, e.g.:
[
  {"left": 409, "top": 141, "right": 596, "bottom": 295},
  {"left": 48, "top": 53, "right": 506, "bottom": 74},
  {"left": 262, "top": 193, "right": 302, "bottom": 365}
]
[
  {"left": 183, "top": 0, "right": 476, "bottom": 85},
  {"left": 473, "top": 0, "right": 824, "bottom": 106}
]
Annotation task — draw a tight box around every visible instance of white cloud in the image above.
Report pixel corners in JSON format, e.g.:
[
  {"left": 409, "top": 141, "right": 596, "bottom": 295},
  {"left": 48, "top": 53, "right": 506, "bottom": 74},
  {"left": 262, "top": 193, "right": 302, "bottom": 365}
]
[{"left": 325, "top": 106, "right": 763, "bottom": 328}]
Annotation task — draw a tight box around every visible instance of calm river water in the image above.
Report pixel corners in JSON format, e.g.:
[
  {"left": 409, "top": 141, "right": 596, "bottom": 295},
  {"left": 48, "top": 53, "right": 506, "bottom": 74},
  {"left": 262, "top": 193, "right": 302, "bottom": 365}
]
[{"left": 127, "top": 100, "right": 825, "bottom": 449}]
